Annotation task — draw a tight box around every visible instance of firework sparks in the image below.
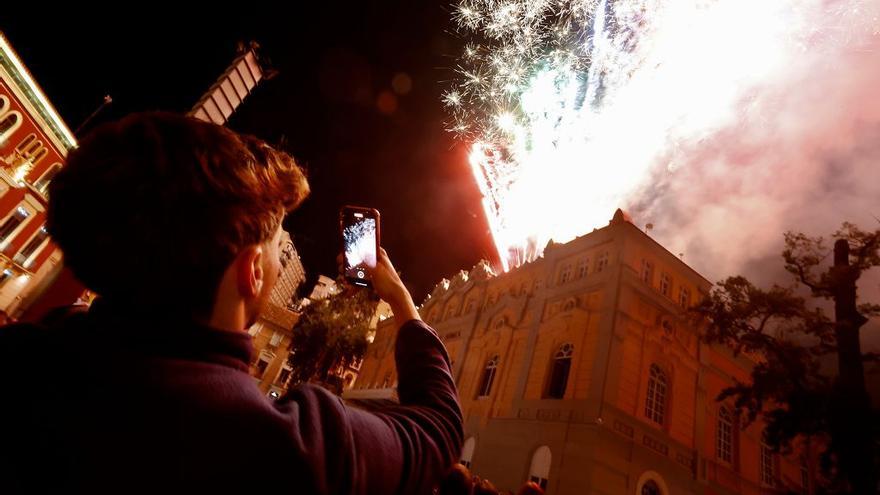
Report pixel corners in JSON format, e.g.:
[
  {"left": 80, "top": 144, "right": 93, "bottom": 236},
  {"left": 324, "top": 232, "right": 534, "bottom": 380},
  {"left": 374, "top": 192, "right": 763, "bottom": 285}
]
[{"left": 447, "top": 0, "right": 879, "bottom": 271}]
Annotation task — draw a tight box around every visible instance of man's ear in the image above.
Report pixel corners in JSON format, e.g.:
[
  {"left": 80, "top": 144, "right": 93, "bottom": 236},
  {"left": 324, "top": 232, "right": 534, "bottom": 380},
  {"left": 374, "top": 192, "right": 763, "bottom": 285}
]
[{"left": 235, "top": 245, "right": 264, "bottom": 297}]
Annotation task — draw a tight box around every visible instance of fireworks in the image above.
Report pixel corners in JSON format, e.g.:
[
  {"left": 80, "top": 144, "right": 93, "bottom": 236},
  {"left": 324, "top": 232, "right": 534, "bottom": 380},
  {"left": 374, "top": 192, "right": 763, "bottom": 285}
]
[
  {"left": 343, "top": 219, "right": 377, "bottom": 270},
  {"left": 446, "top": 0, "right": 879, "bottom": 271}
]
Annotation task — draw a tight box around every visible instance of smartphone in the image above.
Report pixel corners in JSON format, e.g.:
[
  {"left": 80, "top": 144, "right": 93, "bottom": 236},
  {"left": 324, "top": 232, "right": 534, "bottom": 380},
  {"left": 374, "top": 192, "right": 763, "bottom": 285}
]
[{"left": 340, "top": 205, "right": 380, "bottom": 288}]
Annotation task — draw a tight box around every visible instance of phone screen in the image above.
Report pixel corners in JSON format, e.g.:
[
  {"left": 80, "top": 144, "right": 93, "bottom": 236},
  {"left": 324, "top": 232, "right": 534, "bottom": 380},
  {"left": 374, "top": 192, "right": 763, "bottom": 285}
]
[{"left": 342, "top": 207, "right": 379, "bottom": 287}]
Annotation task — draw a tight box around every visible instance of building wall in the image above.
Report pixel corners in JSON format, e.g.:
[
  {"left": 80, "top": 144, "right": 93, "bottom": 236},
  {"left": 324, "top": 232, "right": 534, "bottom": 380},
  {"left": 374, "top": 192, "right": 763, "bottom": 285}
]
[
  {"left": 248, "top": 317, "right": 297, "bottom": 398},
  {"left": 0, "top": 33, "right": 76, "bottom": 317},
  {"left": 357, "top": 212, "right": 815, "bottom": 495},
  {"left": 246, "top": 234, "right": 306, "bottom": 397}
]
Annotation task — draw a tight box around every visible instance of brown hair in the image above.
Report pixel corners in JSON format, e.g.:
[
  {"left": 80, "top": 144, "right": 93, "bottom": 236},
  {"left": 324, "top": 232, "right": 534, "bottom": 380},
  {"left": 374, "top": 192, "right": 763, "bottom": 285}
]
[{"left": 47, "top": 112, "right": 309, "bottom": 318}]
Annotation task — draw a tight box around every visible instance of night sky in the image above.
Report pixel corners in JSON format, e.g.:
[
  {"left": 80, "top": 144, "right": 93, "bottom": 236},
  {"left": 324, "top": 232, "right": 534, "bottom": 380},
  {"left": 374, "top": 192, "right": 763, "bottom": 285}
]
[{"left": 2, "top": 4, "right": 498, "bottom": 301}]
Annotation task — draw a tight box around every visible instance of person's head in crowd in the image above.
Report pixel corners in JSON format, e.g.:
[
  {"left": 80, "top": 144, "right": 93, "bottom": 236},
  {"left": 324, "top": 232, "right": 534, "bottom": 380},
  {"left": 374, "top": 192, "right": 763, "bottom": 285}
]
[
  {"left": 47, "top": 112, "right": 309, "bottom": 330},
  {"left": 473, "top": 477, "right": 499, "bottom": 495},
  {"left": 438, "top": 463, "right": 473, "bottom": 495},
  {"left": 517, "top": 481, "right": 544, "bottom": 495}
]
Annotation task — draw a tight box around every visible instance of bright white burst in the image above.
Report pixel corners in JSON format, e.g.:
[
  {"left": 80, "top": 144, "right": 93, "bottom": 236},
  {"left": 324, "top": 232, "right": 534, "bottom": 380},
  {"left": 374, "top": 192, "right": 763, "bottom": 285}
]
[{"left": 446, "top": 0, "right": 879, "bottom": 271}]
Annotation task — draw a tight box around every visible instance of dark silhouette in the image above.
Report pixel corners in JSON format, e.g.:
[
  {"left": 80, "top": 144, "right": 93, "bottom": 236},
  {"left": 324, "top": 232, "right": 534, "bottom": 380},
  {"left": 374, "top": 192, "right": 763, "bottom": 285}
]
[
  {"left": 0, "top": 113, "right": 463, "bottom": 494},
  {"left": 695, "top": 222, "right": 879, "bottom": 493}
]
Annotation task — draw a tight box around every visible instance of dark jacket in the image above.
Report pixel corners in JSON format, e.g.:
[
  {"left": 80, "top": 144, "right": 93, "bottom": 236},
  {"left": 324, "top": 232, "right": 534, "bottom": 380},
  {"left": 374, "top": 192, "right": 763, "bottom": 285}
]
[{"left": 0, "top": 301, "right": 462, "bottom": 494}]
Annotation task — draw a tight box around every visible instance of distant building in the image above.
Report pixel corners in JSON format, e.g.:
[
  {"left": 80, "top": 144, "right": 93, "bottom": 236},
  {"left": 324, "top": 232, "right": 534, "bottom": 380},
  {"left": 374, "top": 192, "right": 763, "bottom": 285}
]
[
  {"left": 247, "top": 230, "right": 306, "bottom": 398},
  {"left": 356, "top": 210, "right": 815, "bottom": 495}
]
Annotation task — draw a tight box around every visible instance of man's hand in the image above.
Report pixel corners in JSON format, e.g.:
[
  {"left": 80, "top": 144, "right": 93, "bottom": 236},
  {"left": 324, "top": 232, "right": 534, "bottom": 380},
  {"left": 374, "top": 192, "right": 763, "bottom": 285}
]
[{"left": 367, "top": 248, "right": 421, "bottom": 324}]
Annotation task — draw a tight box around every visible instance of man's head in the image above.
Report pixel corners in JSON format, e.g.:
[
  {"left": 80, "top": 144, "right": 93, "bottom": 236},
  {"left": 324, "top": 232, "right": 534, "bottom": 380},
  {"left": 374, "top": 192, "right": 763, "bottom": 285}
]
[{"left": 48, "top": 112, "right": 309, "bottom": 327}]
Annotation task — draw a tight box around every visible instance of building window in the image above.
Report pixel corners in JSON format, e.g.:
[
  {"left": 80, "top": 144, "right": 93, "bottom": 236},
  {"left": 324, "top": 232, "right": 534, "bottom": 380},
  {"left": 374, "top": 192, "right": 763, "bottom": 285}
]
[
  {"left": 546, "top": 343, "right": 573, "bottom": 399},
  {"left": 661, "top": 318, "right": 674, "bottom": 337},
  {"left": 641, "top": 480, "right": 662, "bottom": 495},
  {"left": 476, "top": 355, "right": 499, "bottom": 398},
  {"left": 640, "top": 259, "right": 654, "bottom": 285},
  {"left": 33, "top": 162, "right": 61, "bottom": 193},
  {"left": 0, "top": 111, "right": 22, "bottom": 143},
  {"left": 760, "top": 441, "right": 775, "bottom": 486},
  {"left": 0, "top": 269, "right": 13, "bottom": 288},
  {"left": 28, "top": 148, "right": 48, "bottom": 167},
  {"left": 558, "top": 263, "right": 572, "bottom": 284},
  {"left": 248, "top": 323, "right": 262, "bottom": 337},
  {"left": 645, "top": 364, "right": 668, "bottom": 426},
  {"left": 255, "top": 358, "right": 271, "bottom": 377},
  {"left": 15, "top": 133, "right": 36, "bottom": 154},
  {"left": 460, "top": 437, "right": 476, "bottom": 469},
  {"left": 269, "top": 331, "right": 283, "bottom": 347},
  {"left": 528, "top": 446, "right": 551, "bottom": 491},
  {"left": 382, "top": 371, "right": 392, "bottom": 388},
  {"left": 659, "top": 273, "right": 671, "bottom": 297},
  {"left": 716, "top": 406, "right": 733, "bottom": 463},
  {"left": 0, "top": 207, "right": 29, "bottom": 243},
  {"left": 14, "top": 227, "right": 49, "bottom": 266},
  {"left": 595, "top": 252, "right": 609, "bottom": 272},
  {"left": 277, "top": 367, "right": 292, "bottom": 385},
  {"left": 576, "top": 258, "right": 589, "bottom": 279},
  {"left": 679, "top": 286, "right": 691, "bottom": 308}
]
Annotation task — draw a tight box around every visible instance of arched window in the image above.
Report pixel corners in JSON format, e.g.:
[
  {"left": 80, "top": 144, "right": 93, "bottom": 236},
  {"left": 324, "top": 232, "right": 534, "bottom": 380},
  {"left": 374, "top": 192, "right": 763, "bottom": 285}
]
[
  {"left": 716, "top": 406, "right": 734, "bottom": 463},
  {"left": 636, "top": 472, "right": 668, "bottom": 495},
  {"left": 476, "top": 355, "right": 499, "bottom": 398},
  {"left": 0, "top": 111, "right": 22, "bottom": 142},
  {"left": 641, "top": 480, "right": 661, "bottom": 495},
  {"left": 595, "top": 251, "right": 610, "bottom": 272},
  {"left": 34, "top": 163, "right": 62, "bottom": 193},
  {"left": 546, "top": 343, "right": 573, "bottom": 399},
  {"left": 28, "top": 147, "right": 48, "bottom": 167},
  {"left": 460, "top": 437, "right": 476, "bottom": 469},
  {"left": 558, "top": 262, "right": 572, "bottom": 284},
  {"left": 528, "top": 446, "right": 551, "bottom": 490},
  {"left": 576, "top": 257, "right": 589, "bottom": 278},
  {"left": 645, "top": 364, "right": 668, "bottom": 425},
  {"left": 15, "top": 133, "right": 37, "bottom": 154},
  {"left": 0, "top": 94, "right": 9, "bottom": 114}
]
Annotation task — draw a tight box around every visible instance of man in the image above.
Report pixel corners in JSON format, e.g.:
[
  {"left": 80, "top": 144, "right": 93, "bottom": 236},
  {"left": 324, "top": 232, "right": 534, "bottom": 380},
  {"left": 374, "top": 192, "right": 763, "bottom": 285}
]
[{"left": 0, "top": 113, "right": 462, "bottom": 494}]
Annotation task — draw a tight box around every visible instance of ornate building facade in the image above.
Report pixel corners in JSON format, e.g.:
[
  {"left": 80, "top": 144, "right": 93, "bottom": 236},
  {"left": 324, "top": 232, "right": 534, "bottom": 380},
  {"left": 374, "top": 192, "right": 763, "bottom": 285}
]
[
  {"left": 248, "top": 230, "right": 306, "bottom": 397},
  {"left": 0, "top": 32, "right": 76, "bottom": 317},
  {"left": 355, "top": 210, "right": 814, "bottom": 495}
]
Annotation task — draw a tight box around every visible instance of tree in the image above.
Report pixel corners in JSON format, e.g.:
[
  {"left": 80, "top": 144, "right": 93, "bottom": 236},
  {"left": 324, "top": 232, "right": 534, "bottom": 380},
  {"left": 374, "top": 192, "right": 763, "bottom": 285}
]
[
  {"left": 287, "top": 283, "right": 378, "bottom": 392},
  {"left": 695, "top": 222, "right": 880, "bottom": 493}
]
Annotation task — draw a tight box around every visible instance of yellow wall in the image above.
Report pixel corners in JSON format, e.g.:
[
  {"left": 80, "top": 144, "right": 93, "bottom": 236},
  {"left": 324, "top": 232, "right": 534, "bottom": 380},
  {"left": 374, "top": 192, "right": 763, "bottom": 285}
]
[{"left": 358, "top": 218, "right": 815, "bottom": 494}]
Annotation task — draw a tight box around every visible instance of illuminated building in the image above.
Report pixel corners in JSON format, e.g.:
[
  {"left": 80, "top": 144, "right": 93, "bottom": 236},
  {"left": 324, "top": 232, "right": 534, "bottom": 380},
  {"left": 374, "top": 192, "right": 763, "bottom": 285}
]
[
  {"left": 248, "top": 230, "right": 306, "bottom": 397},
  {"left": 0, "top": 32, "right": 76, "bottom": 317},
  {"left": 356, "top": 210, "right": 815, "bottom": 494}
]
